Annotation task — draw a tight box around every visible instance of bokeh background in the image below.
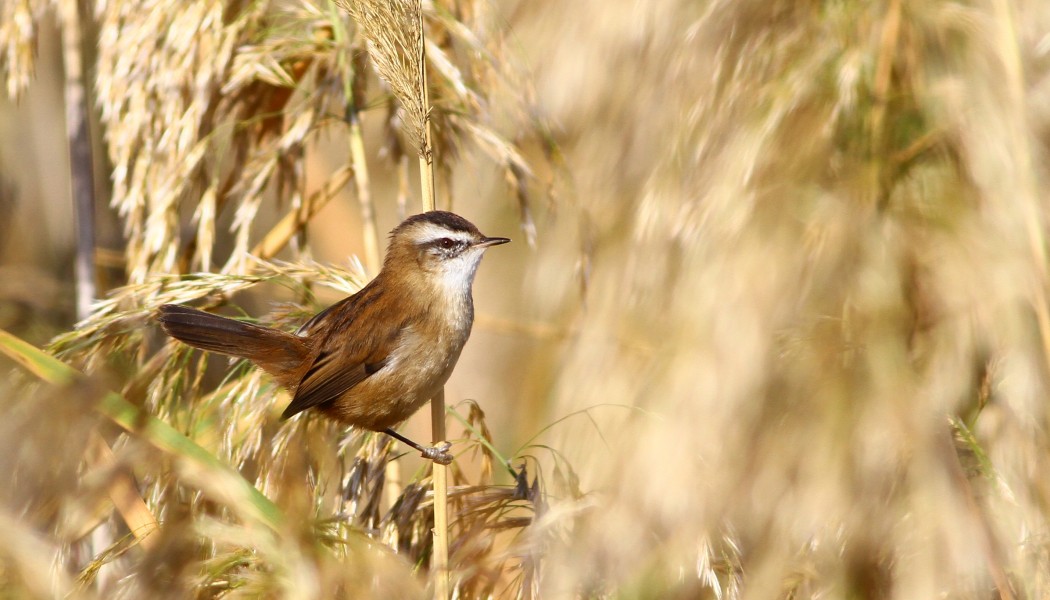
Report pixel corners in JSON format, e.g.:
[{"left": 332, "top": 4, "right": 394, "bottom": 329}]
[{"left": 4, "top": 0, "right": 1050, "bottom": 598}]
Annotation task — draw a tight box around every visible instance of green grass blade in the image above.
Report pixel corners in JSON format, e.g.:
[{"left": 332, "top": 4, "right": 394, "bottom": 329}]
[
  {"left": 0, "top": 328, "right": 77, "bottom": 385},
  {"left": 0, "top": 328, "right": 284, "bottom": 530}
]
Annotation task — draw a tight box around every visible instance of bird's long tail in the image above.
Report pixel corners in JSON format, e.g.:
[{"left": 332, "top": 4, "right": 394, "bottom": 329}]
[{"left": 157, "top": 304, "right": 308, "bottom": 387}]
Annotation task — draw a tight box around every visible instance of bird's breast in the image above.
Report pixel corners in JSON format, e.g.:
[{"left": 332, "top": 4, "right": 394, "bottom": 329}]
[{"left": 391, "top": 312, "right": 471, "bottom": 392}]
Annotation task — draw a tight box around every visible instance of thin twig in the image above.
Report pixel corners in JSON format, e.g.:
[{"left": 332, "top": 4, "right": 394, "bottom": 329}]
[
  {"left": 251, "top": 166, "right": 353, "bottom": 260},
  {"left": 86, "top": 433, "right": 160, "bottom": 550}
]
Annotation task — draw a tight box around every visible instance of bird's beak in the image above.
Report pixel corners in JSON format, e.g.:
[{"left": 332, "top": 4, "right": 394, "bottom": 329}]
[{"left": 476, "top": 236, "right": 511, "bottom": 248}]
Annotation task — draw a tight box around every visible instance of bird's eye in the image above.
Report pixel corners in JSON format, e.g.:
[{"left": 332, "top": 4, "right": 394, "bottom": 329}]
[{"left": 438, "top": 238, "right": 456, "bottom": 249}]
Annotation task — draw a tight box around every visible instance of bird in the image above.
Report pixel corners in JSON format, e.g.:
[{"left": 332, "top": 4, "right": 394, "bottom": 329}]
[{"left": 157, "top": 211, "right": 510, "bottom": 465}]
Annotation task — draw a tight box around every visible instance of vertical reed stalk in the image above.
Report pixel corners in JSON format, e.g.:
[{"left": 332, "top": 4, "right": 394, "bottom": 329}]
[
  {"left": 414, "top": 11, "right": 450, "bottom": 598},
  {"left": 337, "top": 11, "right": 381, "bottom": 276},
  {"left": 349, "top": 114, "right": 380, "bottom": 275},
  {"left": 342, "top": 0, "right": 450, "bottom": 593},
  {"left": 59, "top": 0, "right": 95, "bottom": 322},
  {"left": 429, "top": 389, "right": 450, "bottom": 599}
]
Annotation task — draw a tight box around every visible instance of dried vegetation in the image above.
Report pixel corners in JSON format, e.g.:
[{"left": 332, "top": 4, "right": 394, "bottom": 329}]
[
  {"left": 4, "top": 0, "right": 1050, "bottom": 598},
  {"left": 3, "top": 0, "right": 546, "bottom": 597}
]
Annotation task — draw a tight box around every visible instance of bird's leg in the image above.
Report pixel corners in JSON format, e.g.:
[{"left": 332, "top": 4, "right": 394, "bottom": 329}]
[{"left": 383, "top": 428, "right": 453, "bottom": 465}]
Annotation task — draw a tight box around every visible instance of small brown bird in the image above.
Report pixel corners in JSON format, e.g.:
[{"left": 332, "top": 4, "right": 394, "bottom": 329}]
[{"left": 157, "top": 211, "right": 509, "bottom": 464}]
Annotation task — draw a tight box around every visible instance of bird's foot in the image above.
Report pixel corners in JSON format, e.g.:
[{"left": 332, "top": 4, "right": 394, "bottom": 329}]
[{"left": 421, "top": 441, "right": 453, "bottom": 465}]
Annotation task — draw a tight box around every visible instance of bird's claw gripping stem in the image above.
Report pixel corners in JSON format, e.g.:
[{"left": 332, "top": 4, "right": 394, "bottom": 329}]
[
  {"left": 383, "top": 429, "right": 453, "bottom": 464},
  {"left": 422, "top": 441, "right": 453, "bottom": 465}
]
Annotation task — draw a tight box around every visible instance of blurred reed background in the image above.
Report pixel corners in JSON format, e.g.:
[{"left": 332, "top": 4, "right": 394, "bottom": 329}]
[{"left": 3, "top": 0, "right": 1050, "bottom": 598}]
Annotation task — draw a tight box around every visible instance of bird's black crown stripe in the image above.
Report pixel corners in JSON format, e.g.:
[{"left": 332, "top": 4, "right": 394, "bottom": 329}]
[{"left": 394, "top": 211, "right": 480, "bottom": 237}]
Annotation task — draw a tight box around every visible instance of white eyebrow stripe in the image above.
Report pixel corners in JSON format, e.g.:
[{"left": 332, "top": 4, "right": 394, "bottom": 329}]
[{"left": 414, "top": 223, "right": 474, "bottom": 244}]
